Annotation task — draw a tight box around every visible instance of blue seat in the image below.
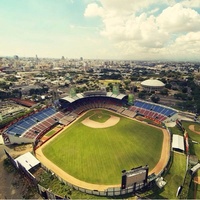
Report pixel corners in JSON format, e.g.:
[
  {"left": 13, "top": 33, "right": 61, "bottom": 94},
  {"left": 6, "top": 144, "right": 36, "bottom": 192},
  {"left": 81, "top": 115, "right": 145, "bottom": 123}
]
[
  {"left": 6, "top": 107, "right": 57, "bottom": 136},
  {"left": 8, "top": 126, "right": 24, "bottom": 136}
]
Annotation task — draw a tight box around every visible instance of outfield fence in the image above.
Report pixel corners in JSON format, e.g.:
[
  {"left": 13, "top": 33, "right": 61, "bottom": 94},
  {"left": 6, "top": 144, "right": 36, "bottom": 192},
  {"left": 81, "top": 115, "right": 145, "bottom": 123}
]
[
  {"left": 37, "top": 126, "right": 172, "bottom": 197},
  {"left": 41, "top": 162, "right": 161, "bottom": 197}
]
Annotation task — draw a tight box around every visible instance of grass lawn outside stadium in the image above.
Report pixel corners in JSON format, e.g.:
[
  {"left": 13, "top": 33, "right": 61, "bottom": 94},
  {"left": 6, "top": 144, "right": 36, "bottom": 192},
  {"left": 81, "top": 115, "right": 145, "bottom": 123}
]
[{"left": 42, "top": 109, "right": 164, "bottom": 185}]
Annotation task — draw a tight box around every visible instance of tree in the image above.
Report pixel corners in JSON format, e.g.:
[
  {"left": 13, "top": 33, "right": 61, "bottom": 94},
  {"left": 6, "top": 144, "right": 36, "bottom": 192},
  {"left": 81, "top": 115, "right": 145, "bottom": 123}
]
[
  {"left": 174, "top": 93, "right": 188, "bottom": 100},
  {"left": 182, "top": 87, "right": 188, "bottom": 93},
  {"left": 138, "top": 91, "right": 146, "bottom": 99},
  {"left": 133, "top": 86, "right": 138, "bottom": 93},
  {"left": 165, "top": 83, "right": 172, "bottom": 89},
  {"left": 151, "top": 95, "right": 160, "bottom": 103},
  {"left": 0, "top": 82, "right": 9, "bottom": 90},
  {"left": 0, "top": 91, "right": 8, "bottom": 99},
  {"left": 160, "top": 89, "right": 168, "bottom": 96},
  {"left": 12, "top": 89, "right": 22, "bottom": 98},
  {"left": 6, "top": 75, "right": 18, "bottom": 82}
]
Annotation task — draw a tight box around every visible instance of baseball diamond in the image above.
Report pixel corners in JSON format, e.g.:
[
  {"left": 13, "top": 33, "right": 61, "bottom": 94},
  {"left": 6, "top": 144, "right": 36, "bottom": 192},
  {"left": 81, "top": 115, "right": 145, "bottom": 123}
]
[{"left": 35, "top": 109, "right": 170, "bottom": 191}]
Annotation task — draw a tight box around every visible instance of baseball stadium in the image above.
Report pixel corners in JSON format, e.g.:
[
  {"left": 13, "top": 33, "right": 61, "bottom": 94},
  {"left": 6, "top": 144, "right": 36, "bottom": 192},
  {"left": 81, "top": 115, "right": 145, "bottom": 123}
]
[{"left": 2, "top": 89, "right": 181, "bottom": 197}]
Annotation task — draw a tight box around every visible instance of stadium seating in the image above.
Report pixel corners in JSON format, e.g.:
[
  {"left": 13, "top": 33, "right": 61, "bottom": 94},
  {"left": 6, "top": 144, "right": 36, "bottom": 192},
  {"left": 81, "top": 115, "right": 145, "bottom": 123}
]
[
  {"left": 61, "top": 96, "right": 123, "bottom": 115},
  {"left": 6, "top": 107, "right": 64, "bottom": 138},
  {"left": 129, "top": 100, "right": 177, "bottom": 122}
]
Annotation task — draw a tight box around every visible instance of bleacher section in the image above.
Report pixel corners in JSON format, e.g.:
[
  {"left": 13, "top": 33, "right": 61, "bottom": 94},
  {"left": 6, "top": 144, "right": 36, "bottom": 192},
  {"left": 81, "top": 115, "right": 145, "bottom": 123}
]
[
  {"left": 5, "top": 107, "right": 65, "bottom": 139},
  {"left": 10, "top": 98, "right": 177, "bottom": 140},
  {"left": 61, "top": 96, "right": 124, "bottom": 115},
  {"left": 4, "top": 92, "right": 180, "bottom": 145},
  {"left": 129, "top": 99, "right": 177, "bottom": 122},
  {"left": 58, "top": 96, "right": 136, "bottom": 123}
]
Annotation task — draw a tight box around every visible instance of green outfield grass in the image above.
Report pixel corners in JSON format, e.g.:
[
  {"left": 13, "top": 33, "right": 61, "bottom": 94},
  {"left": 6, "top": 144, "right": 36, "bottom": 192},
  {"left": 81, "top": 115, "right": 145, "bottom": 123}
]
[
  {"left": 144, "top": 152, "right": 186, "bottom": 199},
  {"left": 43, "top": 109, "right": 164, "bottom": 185},
  {"left": 160, "top": 152, "right": 186, "bottom": 199},
  {"left": 45, "top": 129, "right": 56, "bottom": 137}
]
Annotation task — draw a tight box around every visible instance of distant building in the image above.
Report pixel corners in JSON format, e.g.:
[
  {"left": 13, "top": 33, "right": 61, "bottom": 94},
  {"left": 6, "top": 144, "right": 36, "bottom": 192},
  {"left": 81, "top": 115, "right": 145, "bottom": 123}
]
[
  {"left": 141, "top": 79, "right": 165, "bottom": 92},
  {"left": 14, "top": 55, "right": 19, "bottom": 60}
]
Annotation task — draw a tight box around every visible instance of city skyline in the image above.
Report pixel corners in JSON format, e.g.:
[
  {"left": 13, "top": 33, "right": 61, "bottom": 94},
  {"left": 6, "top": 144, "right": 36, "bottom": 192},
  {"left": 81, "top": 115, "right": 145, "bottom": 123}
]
[{"left": 0, "top": 0, "right": 200, "bottom": 61}]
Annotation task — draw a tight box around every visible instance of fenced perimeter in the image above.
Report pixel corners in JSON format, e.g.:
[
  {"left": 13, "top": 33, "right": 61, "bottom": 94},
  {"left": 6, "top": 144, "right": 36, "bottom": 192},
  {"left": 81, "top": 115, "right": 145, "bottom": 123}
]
[{"left": 34, "top": 109, "right": 171, "bottom": 197}]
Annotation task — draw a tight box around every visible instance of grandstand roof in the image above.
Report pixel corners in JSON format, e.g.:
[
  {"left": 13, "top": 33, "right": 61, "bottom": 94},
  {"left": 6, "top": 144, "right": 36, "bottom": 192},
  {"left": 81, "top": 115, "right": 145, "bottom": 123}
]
[
  {"left": 172, "top": 134, "right": 185, "bottom": 152},
  {"left": 115, "top": 93, "right": 126, "bottom": 99},
  {"left": 76, "top": 93, "right": 84, "bottom": 98},
  {"left": 60, "top": 92, "right": 127, "bottom": 103},
  {"left": 141, "top": 79, "right": 165, "bottom": 87},
  {"left": 83, "top": 90, "right": 107, "bottom": 97},
  {"left": 61, "top": 96, "right": 76, "bottom": 103},
  {"left": 106, "top": 92, "right": 113, "bottom": 97}
]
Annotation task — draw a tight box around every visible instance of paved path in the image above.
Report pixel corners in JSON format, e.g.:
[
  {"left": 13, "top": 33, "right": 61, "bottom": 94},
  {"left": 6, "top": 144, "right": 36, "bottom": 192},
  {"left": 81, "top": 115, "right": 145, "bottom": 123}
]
[{"left": 0, "top": 144, "right": 39, "bottom": 199}]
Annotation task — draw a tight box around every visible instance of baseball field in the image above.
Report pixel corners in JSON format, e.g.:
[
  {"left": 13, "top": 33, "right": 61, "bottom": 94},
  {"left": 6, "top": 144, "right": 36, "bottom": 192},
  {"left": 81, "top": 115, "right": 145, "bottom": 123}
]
[{"left": 42, "top": 109, "right": 164, "bottom": 185}]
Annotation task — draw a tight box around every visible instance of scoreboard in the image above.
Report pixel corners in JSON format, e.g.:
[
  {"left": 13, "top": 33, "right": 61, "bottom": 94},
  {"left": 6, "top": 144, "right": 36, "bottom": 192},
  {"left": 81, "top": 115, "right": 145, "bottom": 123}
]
[{"left": 121, "top": 165, "right": 149, "bottom": 189}]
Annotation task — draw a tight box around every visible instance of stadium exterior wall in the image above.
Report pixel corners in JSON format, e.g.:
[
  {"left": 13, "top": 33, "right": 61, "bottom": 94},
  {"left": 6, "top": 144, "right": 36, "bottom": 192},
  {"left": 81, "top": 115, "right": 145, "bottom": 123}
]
[
  {"left": 164, "top": 113, "right": 179, "bottom": 123},
  {"left": 142, "top": 85, "right": 165, "bottom": 92},
  {"left": 2, "top": 133, "right": 34, "bottom": 145}
]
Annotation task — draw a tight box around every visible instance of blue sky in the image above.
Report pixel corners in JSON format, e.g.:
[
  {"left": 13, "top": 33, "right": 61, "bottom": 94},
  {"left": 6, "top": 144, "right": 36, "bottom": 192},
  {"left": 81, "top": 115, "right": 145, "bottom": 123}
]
[{"left": 0, "top": 0, "right": 200, "bottom": 61}]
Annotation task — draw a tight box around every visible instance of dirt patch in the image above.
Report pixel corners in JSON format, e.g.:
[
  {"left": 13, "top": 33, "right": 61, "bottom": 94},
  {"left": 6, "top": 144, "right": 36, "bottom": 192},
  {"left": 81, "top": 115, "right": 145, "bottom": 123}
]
[
  {"left": 194, "top": 176, "right": 200, "bottom": 184},
  {"left": 148, "top": 128, "right": 170, "bottom": 175},
  {"left": 189, "top": 125, "right": 200, "bottom": 134},
  {"left": 0, "top": 144, "right": 40, "bottom": 199},
  {"left": 81, "top": 115, "right": 120, "bottom": 128}
]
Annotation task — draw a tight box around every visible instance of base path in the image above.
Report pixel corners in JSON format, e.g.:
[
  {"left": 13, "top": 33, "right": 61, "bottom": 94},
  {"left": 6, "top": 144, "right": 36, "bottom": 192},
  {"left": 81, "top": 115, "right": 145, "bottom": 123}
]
[{"left": 35, "top": 110, "right": 171, "bottom": 191}]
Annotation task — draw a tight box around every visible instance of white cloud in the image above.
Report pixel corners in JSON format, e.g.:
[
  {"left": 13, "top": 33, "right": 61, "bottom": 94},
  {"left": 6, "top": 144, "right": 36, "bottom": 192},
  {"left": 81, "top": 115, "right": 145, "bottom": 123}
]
[
  {"left": 100, "top": 12, "right": 169, "bottom": 48},
  {"left": 157, "top": 3, "right": 200, "bottom": 33},
  {"left": 181, "top": 0, "right": 200, "bottom": 8},
  {"left": 163, "top": 32, "right": 200, "bottom": 60},
  {"left": 84, "top": 1, "right": 200, "bottom": 60},
  {"left": 100, "top": 0, "right": 162, "bottom": 15},
  {"left": 173, "top": 32, "right": 200, "bottom": 51},
  {"left": 84, "top": 3, "right": 104, "bottom": 17}
]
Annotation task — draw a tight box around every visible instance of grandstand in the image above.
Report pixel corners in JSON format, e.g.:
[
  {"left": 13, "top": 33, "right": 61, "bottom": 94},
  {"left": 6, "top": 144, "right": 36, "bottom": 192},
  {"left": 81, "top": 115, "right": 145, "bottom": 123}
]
[
  {"left": 59, "top": 93, "right": 178, "bottom": 125},
  {"left": 59, "top": 91, "right": 128, "bottom": 115},
  {"left": 2, "top": 91, "right": 178, "bottom": 145},
  {"left": 129, "top": 99, "right": 178, "bottom": 123},
  {"left": 2, "top": 107, "right": 65, "bottom": 145}
]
